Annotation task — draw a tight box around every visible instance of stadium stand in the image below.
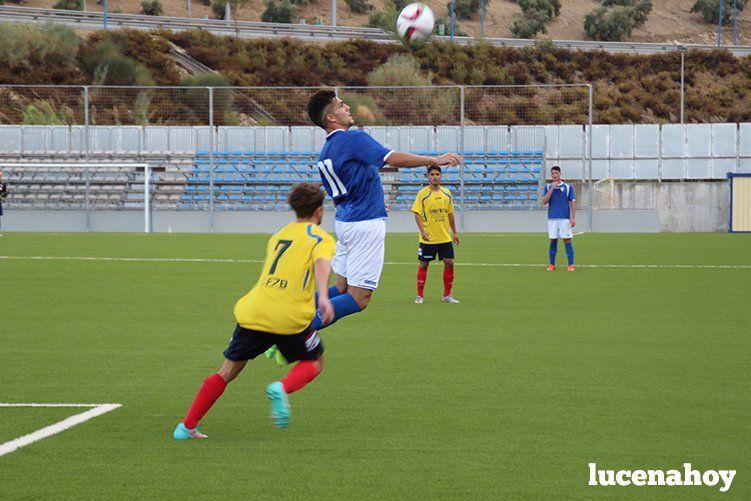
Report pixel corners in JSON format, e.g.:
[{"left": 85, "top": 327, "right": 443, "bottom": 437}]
[{"left": 1, "top": 150, "right": 543, "bottom": 211}]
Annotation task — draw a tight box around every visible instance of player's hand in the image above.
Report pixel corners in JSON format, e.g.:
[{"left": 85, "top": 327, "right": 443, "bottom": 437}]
[
  {"left": 570, "top": 217, "right": 576, "bottom": 228},
  {"left": 318, "top": 297, "right": 335, "bottom": 326},
  {"left": 420, "top": 230, "right": 430, "bottom": 241},
  {"left": 552, "top": 179, "right": 562, "bottom": 188},
  {"left": 453, "top": 233, "right": 460, "bottom": 245},
  {"left": 436, "top": 153, "right": 461, "bottom": 167}
]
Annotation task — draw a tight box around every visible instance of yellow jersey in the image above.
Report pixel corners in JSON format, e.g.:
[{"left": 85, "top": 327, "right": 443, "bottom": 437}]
[
  {"left": 411, "top": 186, "right": 454, "bottom": 245},
  {"left": 233, "top": 222, "right": 336, "bottom": 335}
]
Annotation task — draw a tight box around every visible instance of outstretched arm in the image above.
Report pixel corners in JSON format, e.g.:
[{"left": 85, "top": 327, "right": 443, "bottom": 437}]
[{"left": 386, "top": 151, "right": 461, "bottom": 169}]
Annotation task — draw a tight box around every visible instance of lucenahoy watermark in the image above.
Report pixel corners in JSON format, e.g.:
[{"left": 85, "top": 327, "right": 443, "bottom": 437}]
[{"left": 588, "top": 463, "right": 736, "bottom": 492}]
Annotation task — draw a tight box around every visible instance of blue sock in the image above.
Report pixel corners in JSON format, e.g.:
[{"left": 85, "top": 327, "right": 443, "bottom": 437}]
[
  {"left": 309, "top": 293, "right": 361, "bottom": 332},
  {"left": 565, "top": 242, "right": 574, "bottom": 265},
  {"left": 315, "top": 285, "right": 343, "bottom": 307},
  {"left": 549, "top": 241, "right": 558, "bottom": 265}
]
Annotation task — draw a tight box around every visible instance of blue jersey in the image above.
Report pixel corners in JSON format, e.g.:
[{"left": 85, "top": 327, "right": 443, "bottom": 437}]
[
  {"left": 317, "top": 129, "right": 392, "bottom": 222},
  {"left": 544, "top": 182, "right": 575, "bottom": 219}
]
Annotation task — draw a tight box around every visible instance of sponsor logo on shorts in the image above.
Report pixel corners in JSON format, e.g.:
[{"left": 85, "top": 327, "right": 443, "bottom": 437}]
[{"left": 363, "top": 279, "right": 378, "bottom": 287}]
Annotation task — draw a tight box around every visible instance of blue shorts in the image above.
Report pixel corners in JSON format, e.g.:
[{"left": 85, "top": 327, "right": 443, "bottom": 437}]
[
  {"left": 223, "top": 324, "right": 324, "bottom": 363},
  {"left": 418, "top": 242, "right": 454, "bottom": 262}
]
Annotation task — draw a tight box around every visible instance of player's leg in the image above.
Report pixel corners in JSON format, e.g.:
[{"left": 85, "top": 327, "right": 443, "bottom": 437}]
[
  {"left": 267, "top": 330, "right": 325, "bottom": 428},
  {"left": 416, "top": 243, "right": 432, "bottom": 303},
  {"left": 174, "top": 325, "right": 272, "bottom": 439},
  {"left": 547, "top": 220, "right": 559, "bottom": 271},
  {"left": 440, "top": 244, "right": 459, "bottom": 303},
  {"left": 563, "top": 238, "right": 575, "bottom": 271},
  {"left": 309, "top": 219, "right": 384, "bottom": 330},
  {"left": 559, "top": 218, "right": 574, "bottom": 270}
]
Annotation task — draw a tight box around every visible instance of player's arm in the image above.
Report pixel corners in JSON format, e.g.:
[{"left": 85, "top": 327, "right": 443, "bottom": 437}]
[
  {"left": 385, "top": 151, "right": 461, "bottom": 169},
  {"left": 314, "top": 257, "right": 335, "bottom": 325},
  {"left": 570, "top": 200, "right": 576, "bottom": 227},
  {"left": 449, "top": 212, "right": 459, "bottom": 245},
  {"left": 541, "top": 185, "right": 553, "bottom": 204},
  {"left": 413, "top": 212, "right": 430, "bottom": 241}
]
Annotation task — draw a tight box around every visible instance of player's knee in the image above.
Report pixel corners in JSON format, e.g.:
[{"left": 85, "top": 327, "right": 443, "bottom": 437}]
[
  {"left": 444, "top": 259, "right": 454, "bottom": 268},
  {"left": 419, "top": 261, "right": 429, "bottom": 269},
  {"left": 314, "top": 356, "right": 324, "bottom": 373}
]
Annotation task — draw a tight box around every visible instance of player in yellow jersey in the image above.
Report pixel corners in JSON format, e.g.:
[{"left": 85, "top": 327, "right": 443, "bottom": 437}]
[
  {"left": 411, "top": 166, "right": 460, "bottom": 304},
  {"left": 173, "top": 183, "right": 336, "bottom": 437}
]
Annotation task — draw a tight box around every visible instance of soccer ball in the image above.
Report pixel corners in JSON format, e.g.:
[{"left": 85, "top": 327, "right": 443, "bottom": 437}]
[{"left": 396, "top": 3, "right": 435, "bottom": 46}]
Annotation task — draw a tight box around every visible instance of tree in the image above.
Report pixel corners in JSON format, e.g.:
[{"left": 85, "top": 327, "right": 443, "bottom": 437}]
[
  {"left": 691, "top": 0, "right": 747, "bottom": 24},
  {"left": 584, "top": 5, "right": 636, "bottom": 41}
]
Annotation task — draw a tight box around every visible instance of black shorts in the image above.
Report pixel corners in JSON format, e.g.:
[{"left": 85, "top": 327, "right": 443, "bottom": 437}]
[
  {"left": 223, "top": 324, "right": 324, "bottom": 363},
  {"left": 418, "top": 242, "right": 454, "bottom": 262}
]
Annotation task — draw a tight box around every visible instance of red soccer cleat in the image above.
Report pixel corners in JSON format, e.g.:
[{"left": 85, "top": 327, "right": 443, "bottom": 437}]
[
  {"left": 567, "top": 265, "right": 575, "bottom": 272},
  {"left": 546, "top": 265, "right": 556, "bottom": 271}
]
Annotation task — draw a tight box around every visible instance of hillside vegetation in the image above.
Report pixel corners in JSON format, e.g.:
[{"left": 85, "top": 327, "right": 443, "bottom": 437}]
[
  {"left": 13, "top": 0, "right": 751, "bottom": 43},
  {"left": 1, "top": 24, "right": 750, "bottom": 125}
]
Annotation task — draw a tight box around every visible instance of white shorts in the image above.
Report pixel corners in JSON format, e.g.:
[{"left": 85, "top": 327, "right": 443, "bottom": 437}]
[
  {"left": 331, "top": 218, "right": 386, "bottom": 290},
  {"left": 548, "top": 219, "right": 573, "bottom": 239}
]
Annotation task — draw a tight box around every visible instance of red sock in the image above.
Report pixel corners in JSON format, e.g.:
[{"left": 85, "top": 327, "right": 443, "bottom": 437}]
[
  {"left": 281, "top": 360, "right": 320, "bottom": 394},
  {"left": 417, "top": 266, "right": 427, "bottom": 297},
  {"left": 183, "top": 373, "right": 227, "bottom": 429},
  {"left": 443, "top": 267, "right": 454, "bottom": 296}
]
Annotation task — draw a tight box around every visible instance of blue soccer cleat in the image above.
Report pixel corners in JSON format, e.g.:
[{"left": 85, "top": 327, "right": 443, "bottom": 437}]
[
  {"left": 173, "top": 422, "right": 207, "bottom": 440},
  {"left": 266, "top": 381, "right": 291, "bottom": 428}
]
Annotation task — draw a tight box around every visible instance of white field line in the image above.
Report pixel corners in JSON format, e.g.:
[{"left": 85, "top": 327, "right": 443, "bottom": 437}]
[
  {"left": 0, "top": 403, "right": 121, "bottom": 457},
  {"left": 0, "top": 255, "right": 750, "bottom": 270}
]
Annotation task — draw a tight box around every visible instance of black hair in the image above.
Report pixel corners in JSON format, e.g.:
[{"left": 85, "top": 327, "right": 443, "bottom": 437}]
[
  {"left": 427, "top": 165, "right": 442, "bottom": 174},
  {"left": 551, "top": 166, "right": 561, "bottom": 173},
  {"left": 307, "top": 90, "right": 337, "bottom": 129}
]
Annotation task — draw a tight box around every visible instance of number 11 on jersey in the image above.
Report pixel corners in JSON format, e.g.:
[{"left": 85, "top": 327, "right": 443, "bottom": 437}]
[{"left": 318, "top": 159, "right": 347, "bottom": 197}]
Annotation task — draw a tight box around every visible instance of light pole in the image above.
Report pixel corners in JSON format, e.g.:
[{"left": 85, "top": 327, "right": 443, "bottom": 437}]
[
  {"left": 679, "top": 46, "right": 685, "bottom": 124},
  {"left": 103, "top": 0, "right": 108, "bottom": 29},
  {"left": 187, "top": 0, "right": 191, "bottom": 18},
  {"left": 732, "top": 0, "right": 738, "bottom": 45},
  {"left": 717, "top": 0, "right": 724, "bottom": 48},
  {"left": 450, "top": 0, "right": 454, "bottom": 40},
  {"left": 480, "top": 0, "right": 485, "bottom": 37},
  {"left": 331, "top": 0, "right": 336, "bottom": 27}
]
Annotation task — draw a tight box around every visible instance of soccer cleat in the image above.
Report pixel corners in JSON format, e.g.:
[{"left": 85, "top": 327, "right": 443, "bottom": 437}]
[
  {"left": 567, "top": 265, "right": 575, "bottom": 272},
  {"left": 441, "top": 295, "right": 460, "bottom": 304},
  {"left": 173, "top": 422, "right": 207, "bottom": 440},
  {"left": 547, "top": 265, "right": 556, "bottom": 271},
  {"left": 264, "top": 345, "right": 287, "bottom": 366},
  {"left": 266, "top": 381, "right": 291, "bottom": 428},
  {"left": 414, "top": 296, "right": 424, "bottom": 304}
]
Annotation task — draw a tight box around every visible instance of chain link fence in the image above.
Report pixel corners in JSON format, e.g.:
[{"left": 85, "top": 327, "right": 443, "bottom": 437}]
[{"left": 0, "top": 84, "right": 593, "bottom": 231}]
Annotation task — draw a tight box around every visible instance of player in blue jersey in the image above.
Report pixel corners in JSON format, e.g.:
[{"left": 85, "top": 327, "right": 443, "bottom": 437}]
[
  {"left": 541, "top": 166, "right": 576, "bottom": 271},
  {"left": 306, "top": 90, "right": 461, "bottom": 327}
]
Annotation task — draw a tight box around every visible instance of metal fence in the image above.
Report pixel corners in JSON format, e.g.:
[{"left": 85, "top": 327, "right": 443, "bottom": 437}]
[{"left": 0, "top": 84, "right": 593, "bottom": 231}]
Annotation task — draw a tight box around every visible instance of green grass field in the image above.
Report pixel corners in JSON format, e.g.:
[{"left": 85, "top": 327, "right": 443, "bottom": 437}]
[{"left": 1, "top": 232, "right": 749, "bottom": 499}]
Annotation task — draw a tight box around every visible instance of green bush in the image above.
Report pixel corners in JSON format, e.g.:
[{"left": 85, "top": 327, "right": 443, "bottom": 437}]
[
  {"left": 517, "top": 0, "right": 561, "bottom": 21},
  {"left": 602, "top": 0, "right": 652, "bottom": 26},
  {"left": 212, "top": 0, "right": 228, "bottom": 19},
  {"left": 449, "top": 0, "right": 482, "bottom": 20},
  {"left": 368, "top": 0, "right": 399, "bottom": 32},
  {"left": 140, "top": 0, "right": 163, "bottom": 15},
  {"left": 691, "top": 0, "right": 746, "bottom": 24},
  {"left": 511, "top": 11, "right": 548, "bottom": 38},
  {"left": 53, "top": 0, "right": 82, "bottom": 10},
  {"left": 261, "top": 0, "right": 296, "bottom": 23},
  {"left": 22, "top": 101, "right": 73, "bottom": 125},
  {"left": 0, "top": 23, "right": 80, "bottom": 71},
  {"left": 367, "top": 53, "right": 431, "bottom": 86},
  {"left": 180, "top": 72, "right": 235, "bottom": 125},
  {"left": 346, "top": 0, "right": 371, "bottom": 14},
  {"left": 584, "top": 5, "right": 636, "bottom": 41}
]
